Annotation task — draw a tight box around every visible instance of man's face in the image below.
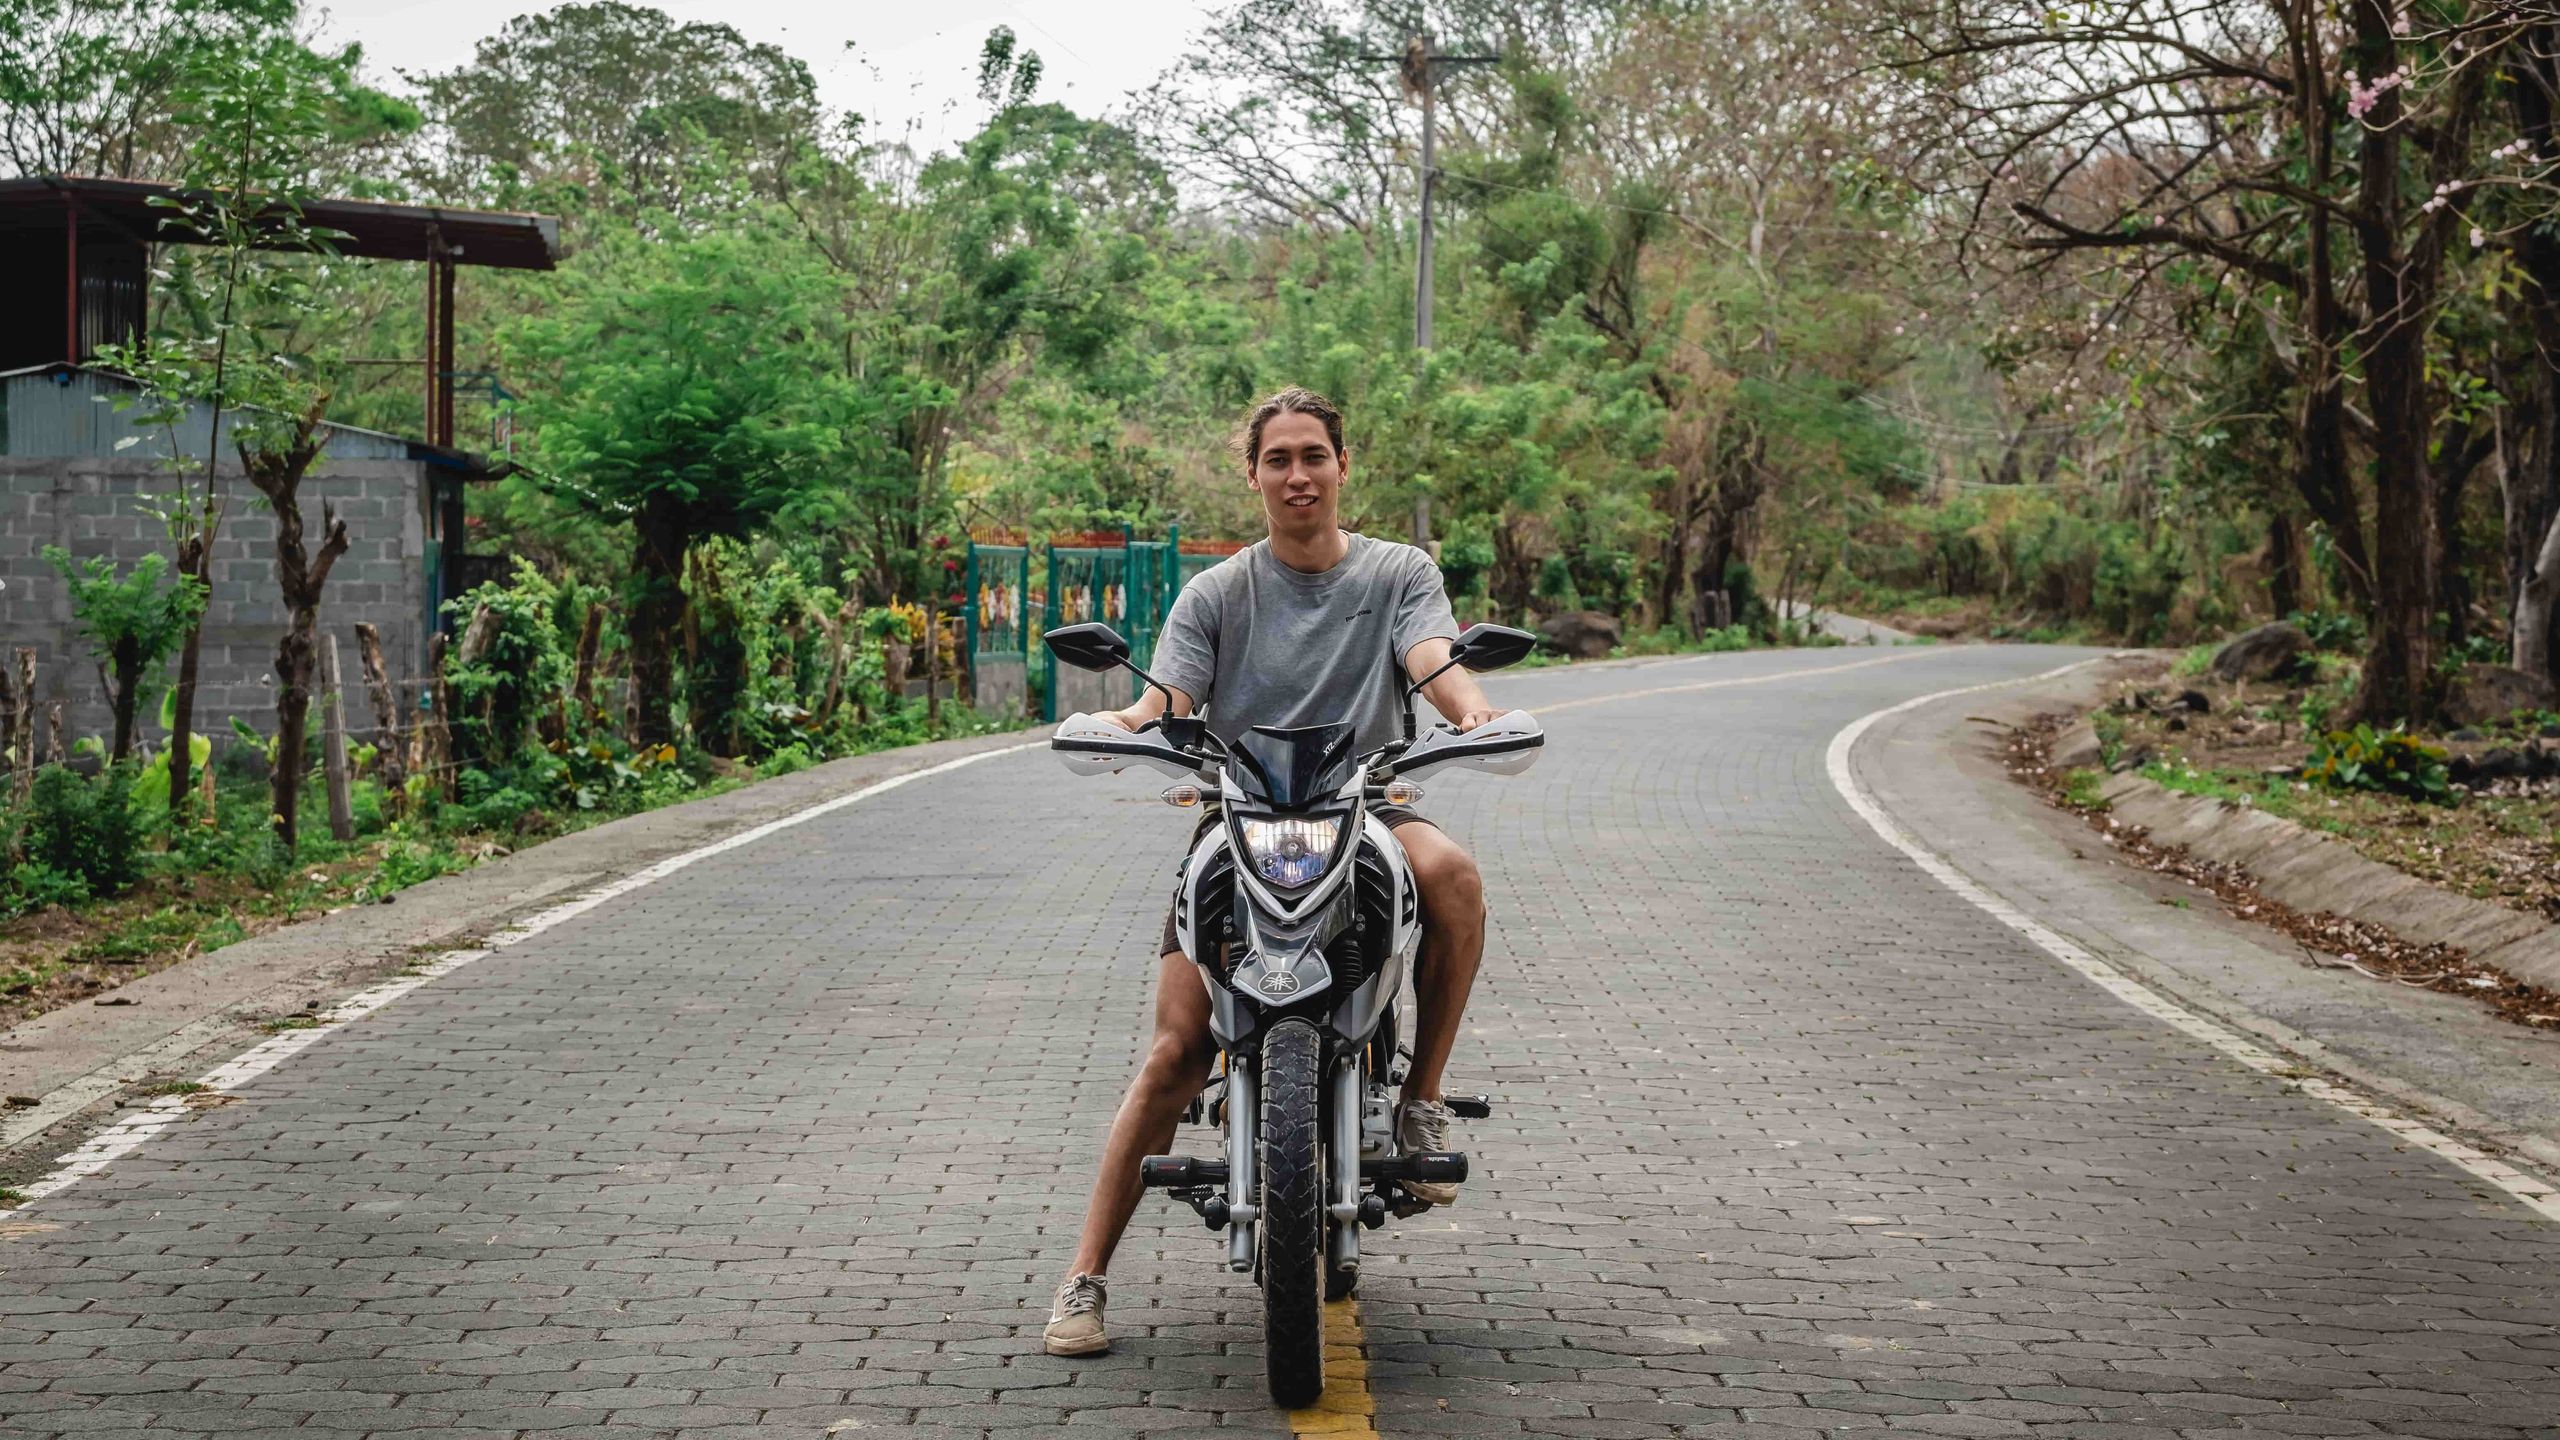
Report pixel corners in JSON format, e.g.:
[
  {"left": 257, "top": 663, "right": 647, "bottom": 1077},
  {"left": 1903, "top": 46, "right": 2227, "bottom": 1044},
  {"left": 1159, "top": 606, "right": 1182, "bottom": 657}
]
[{"left": 1249, "top": 411, "right": 1348, "bottom": 539}]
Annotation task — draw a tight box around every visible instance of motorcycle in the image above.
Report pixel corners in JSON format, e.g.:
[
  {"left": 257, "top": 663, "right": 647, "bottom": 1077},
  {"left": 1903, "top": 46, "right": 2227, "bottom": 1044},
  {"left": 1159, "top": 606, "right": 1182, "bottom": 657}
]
[{"left": 1044, "top": 620, "right": 1545, "bottom": 1406}]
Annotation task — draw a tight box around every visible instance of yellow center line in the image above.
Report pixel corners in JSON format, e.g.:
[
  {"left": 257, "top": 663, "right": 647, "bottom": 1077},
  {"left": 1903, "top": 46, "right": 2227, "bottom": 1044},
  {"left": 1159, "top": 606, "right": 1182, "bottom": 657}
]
[
  {"left": 1529, "top": 647, "right": 1937, "bottom": 716},
  {"left": 1279, "top": 649, "right": 1950, "bottom": 1437},
  {"left": 1287, "top": 1298, "right": 1381, "bottom": 1437}
]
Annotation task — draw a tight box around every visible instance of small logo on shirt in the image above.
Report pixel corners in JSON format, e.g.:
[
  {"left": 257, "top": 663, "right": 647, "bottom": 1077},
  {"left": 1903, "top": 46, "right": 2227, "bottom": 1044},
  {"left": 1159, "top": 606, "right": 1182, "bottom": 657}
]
[{"left": 1344, "top": 607, "right": 1373, "bottom": 623}]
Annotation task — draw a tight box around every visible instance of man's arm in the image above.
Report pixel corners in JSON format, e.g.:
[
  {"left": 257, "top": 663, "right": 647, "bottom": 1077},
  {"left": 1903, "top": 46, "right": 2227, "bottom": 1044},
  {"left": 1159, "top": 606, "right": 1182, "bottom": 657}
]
[
  {"left": 1095, "top": 682, "right": 1196, "bottom": 733},
  {"left": 1404, "top": 636, "right": 1500, "bottom": 733}
]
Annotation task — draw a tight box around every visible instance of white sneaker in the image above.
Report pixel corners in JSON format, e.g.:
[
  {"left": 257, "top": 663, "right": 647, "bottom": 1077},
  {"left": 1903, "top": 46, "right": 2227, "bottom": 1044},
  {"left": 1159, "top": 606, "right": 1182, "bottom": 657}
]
[
  {"left": 1043, "top": 1273, "right": 1109, "bottom": 1356},
  {"left": 1396, "top": 1098, "right": 1460, "bottom": 1206}
]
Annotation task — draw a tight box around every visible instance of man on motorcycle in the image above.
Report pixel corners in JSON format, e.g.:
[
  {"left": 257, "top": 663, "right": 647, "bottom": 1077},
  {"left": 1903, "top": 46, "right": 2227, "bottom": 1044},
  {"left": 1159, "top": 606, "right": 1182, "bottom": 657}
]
[{"left": 1045, "top": 387, "right": 1508, "bottom": 1356}]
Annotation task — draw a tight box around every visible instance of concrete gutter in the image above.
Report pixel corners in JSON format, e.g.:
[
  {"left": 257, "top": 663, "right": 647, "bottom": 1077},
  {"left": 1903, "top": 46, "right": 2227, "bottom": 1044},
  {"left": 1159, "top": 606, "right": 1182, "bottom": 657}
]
[
  {"left": 1, "top": 727, "right": 1037, "bottom": 1160},
  {"left": 1856, "top": 657, "right": 2560, "bottom": 1172},
  {"left": 2098, "top": 772, "right": 2560, "bottom": 991}
]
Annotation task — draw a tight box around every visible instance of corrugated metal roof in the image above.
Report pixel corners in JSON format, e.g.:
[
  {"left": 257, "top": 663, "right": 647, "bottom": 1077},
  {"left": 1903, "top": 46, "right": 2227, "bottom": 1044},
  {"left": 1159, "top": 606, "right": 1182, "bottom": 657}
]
[
  {"left": 2, "top": 364, "right": 443, "bottom": 464},
  {"left": 0, "top": 176, "right": 559, "bottom": 271}
]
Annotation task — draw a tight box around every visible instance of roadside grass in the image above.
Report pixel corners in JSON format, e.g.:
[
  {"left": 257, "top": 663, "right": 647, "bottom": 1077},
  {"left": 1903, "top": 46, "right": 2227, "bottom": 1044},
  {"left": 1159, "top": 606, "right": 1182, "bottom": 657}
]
[
  {"left": 2060, "top": 769, "right": 2112, "bottom": 811},
  {"left": 135, "top": 1080, "right": 208, "bottom": 1097},
  {"left": 1, "top": 702, "right": 1033, "bottom": 1029},
  {"left": 2090, "top": 708, "right": 2126, "bottom": 767}
]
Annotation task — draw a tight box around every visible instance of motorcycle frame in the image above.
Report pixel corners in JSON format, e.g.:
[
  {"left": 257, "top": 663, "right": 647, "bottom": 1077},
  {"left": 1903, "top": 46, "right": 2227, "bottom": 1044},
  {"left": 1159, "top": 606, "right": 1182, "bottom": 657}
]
[{"left": 1176, "top": 798, "right": 1421, "bottom": 1274}]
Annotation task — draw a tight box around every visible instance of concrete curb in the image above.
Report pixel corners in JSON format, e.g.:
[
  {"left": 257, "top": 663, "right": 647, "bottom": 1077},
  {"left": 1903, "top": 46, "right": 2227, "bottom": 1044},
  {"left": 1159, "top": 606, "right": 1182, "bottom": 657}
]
[
  {"left": 0, "top": 725, "right": 1039, "bottom": 1158},
  {"left": 2099, "top": 772, "right": 2560, "bottom": 990},
  {"left": 1857, "top": 658, "right": 2560, "bottom": 1173}
]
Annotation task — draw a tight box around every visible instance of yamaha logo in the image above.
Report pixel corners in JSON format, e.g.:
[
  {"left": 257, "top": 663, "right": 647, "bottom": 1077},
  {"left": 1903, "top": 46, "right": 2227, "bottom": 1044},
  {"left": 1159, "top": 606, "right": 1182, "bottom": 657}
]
[{"left": 1258, "top": 969, "right": 1300, "bottom": 995}]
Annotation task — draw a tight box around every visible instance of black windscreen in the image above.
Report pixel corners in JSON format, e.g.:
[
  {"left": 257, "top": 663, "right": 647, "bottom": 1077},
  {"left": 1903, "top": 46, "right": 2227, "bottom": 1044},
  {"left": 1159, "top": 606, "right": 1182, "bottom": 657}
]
[{"left": 1231, "top": 723, "right": 1357, "bottom": 807}]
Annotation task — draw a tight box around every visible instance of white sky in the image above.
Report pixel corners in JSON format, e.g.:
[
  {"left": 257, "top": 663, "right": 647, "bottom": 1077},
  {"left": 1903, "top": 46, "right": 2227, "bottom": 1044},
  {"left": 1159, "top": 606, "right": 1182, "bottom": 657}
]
[{"left": 310, "top": 0, "right": 1216, "bottom": 153}]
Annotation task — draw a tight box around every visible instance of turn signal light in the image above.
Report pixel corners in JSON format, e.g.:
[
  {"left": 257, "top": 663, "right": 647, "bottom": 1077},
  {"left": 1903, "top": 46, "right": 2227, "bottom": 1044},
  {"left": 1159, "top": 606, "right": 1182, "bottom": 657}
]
[
  {"left": 1161, "top": 784, "right": 1203, "bottom": 808},
  {"left": 1382, "top": 779, "right": 1425, "bottom": 806}
]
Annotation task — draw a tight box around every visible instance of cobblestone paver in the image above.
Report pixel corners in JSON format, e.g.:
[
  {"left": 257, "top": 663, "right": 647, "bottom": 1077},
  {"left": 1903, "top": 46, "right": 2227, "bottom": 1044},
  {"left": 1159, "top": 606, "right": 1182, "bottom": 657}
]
[{"left": 4, "top": 644, "right": 2558, "bottom": 1438}]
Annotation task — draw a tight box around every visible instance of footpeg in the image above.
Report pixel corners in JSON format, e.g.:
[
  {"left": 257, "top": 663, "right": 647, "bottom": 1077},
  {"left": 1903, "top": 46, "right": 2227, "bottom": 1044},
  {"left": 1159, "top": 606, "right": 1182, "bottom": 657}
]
[
  {"left": 1363, "top": 1151, "right": 1467, "bottom": 1184},
  {"left": 1140, "top": 1155, "right": 1229, "bottom": 1187},
  {"left": 1444, "top": 1094, "right": 1492, "bottom": 1119}
]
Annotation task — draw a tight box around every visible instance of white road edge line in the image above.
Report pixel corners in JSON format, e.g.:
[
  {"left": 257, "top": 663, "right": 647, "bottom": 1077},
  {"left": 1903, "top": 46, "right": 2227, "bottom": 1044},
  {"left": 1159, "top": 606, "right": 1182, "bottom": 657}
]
[
  {"left": 1827, "top": 662, "right": 2560, "bottom": 1226},
  {"left": 0, "top": 741, "right": 1044, "bottom": 1218}
]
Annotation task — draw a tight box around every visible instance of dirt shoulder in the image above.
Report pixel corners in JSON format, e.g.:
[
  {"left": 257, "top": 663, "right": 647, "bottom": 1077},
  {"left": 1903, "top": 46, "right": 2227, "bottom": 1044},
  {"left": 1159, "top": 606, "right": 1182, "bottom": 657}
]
[{"left": 2088, "top": 665, "right": 2560, "bottom": 920}]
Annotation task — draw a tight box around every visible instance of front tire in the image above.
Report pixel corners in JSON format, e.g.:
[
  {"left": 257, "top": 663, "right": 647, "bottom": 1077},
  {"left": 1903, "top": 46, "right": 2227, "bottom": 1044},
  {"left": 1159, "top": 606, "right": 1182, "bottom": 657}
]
[{"left": 1258, "top": 1018, "right": 1326, "bottom": 1407}]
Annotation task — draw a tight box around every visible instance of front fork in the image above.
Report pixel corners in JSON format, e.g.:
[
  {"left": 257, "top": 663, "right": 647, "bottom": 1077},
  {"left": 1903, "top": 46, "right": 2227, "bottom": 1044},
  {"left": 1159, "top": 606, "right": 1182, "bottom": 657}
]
[
  {"left": 1218, "top": 1045, "right": 1366, "bottom": 1276},
  {"left": 1327, "top": 1053, "right": 1364, "bottom": 1276},
  {"left": 1224, "top": 1062, "right": 1259, "bottom": 1272}
]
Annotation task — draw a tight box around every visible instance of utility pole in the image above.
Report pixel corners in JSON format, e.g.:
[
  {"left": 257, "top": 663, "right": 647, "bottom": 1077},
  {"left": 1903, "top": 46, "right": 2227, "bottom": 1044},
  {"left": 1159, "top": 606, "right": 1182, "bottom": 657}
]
[{"left": 1366, "top": 31, "right": 1498, "bottom": 547}]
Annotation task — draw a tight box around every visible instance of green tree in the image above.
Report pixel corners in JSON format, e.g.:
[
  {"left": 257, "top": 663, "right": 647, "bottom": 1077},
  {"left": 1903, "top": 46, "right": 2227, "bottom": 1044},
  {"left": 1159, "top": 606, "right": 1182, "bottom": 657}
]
[
  {"left": 0, "top": 0, "right": 292, "bottom": 177},
  {"left": 406, "top": 0, "right": 819, "bottom": 216},
  {"left": 41, "top": 548, "right": 206, "bottom": 763},
  {"left": 509, "top": 215, "right": 849, "bottom": 747},
  {"left": 93, "top": 34, "right": 393, "bottom": 841}
]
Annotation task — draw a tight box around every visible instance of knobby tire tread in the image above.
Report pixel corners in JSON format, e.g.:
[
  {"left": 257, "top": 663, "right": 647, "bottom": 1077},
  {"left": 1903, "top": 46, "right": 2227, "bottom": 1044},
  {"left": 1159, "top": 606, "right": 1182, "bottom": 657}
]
[{"left": 1259, "top": 1018, "right": 1326, "bottom": 1407}]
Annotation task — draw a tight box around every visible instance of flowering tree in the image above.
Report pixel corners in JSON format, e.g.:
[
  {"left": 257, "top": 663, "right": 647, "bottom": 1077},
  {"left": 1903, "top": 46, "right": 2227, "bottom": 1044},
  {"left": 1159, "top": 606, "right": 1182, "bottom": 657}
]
[{"left": 1878, "top": 0, "right": 2556, "bottom": 719}]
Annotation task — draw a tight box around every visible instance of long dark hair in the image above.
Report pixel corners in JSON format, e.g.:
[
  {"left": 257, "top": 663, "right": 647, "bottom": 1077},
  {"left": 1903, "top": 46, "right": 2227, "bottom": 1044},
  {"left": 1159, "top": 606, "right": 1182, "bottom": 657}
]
[{"left": 1230, "top": 387, "right": 1346, "bottom": 468}]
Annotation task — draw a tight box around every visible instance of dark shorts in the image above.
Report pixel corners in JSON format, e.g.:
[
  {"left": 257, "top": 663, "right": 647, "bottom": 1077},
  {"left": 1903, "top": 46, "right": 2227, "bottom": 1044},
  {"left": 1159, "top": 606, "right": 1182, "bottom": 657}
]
[{"left": 1159, "top": 805, "right": 1437, "bottom": 959}]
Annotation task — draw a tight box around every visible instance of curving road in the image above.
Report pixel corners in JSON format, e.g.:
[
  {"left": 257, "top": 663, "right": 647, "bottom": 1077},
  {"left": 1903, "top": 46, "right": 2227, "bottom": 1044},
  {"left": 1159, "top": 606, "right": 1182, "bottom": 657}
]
[{"left": 4, "top": 643, "right": 2560, "bottom": 1439}]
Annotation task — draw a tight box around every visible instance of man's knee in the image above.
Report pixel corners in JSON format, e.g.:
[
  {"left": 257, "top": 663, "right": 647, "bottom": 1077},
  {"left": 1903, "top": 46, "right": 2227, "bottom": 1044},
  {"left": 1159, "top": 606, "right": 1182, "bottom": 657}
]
[
  {"left": 1139, "top": 1027, "right": 1215, "bottom": 1096},
  {"left": 1409, "top": 838, "right": 1484, "bottom": 921}
]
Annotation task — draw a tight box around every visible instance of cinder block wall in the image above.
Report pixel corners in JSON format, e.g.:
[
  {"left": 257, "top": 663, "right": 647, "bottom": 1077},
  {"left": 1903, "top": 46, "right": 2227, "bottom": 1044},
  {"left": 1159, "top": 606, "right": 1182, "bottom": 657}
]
[{"left": 0, "top": 458, "right": 433, "bottom": 756}]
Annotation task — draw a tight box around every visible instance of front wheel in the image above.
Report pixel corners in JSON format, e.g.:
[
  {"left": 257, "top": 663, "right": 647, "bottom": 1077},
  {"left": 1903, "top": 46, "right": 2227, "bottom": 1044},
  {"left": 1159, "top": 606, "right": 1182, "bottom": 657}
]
[{"left": 1258, "top": 1018, "right": 1326, "bottom": 1407}]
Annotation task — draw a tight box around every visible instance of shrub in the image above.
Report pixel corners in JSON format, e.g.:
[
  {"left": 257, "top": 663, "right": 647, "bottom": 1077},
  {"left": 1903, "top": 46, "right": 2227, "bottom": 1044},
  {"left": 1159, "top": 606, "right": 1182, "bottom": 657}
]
[
  {"left": 2305, "top": 724, "right": 2451, "bottom": 802},
  {"left": 19, "top": 764, "right": 145, "bottom": 895},
  {"left": 443, "top": 560, "right": 574, "bottom": 771},
  {"left": 2288, "top": 608, "right": 2364, "bottom": 652},
  {"left": 759, "top": 743, "right": 817, "bottom": 778},
  {"left": 3, "top": 861, "right": 91, "bottom": 918},
  {"left": 2092, "top": 526, "right": 2186, "bottom": 644},
  {"left": 450, "top": 771, "right": 544, "bottom": 834}
]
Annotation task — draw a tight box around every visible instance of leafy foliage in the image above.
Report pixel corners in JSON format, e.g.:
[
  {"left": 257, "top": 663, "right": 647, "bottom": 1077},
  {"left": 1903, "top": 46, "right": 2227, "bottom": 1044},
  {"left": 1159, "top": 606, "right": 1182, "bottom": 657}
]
[
  {"left": 2306, "top": 725, "right": 2454, "bottom": 804},
  {"left": 443, "top": 560, "right": 576, "bottom": 770},
  {"left": 42, "top": 548, "right": 208, "bottom": 759},
  {"left": 15, "top": 765, "right": 146, "bottom": 897}
]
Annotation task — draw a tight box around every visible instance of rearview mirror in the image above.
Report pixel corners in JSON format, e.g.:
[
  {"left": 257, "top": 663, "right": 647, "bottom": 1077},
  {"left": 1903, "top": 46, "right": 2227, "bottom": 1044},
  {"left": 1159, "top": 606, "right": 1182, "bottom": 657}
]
[
  {"left": 1449, "top": 624, "right": 1538, "bottom": 673},
  {"left": 1044, "top": 622, "right": 1132, "bottom": 673}
]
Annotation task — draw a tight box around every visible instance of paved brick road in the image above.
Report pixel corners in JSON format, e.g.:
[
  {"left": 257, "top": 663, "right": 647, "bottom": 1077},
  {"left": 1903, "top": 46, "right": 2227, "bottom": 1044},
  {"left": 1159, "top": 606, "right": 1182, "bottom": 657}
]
[{"left": 4, "top": 644, "right": 2558, "bottom": 1439}]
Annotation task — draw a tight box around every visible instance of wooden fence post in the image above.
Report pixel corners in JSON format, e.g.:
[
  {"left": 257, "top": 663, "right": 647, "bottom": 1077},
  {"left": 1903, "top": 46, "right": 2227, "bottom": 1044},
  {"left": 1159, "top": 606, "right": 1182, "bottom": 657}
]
[
  {"left": 424, "top": 632, "right": 455, "bottom": 801},
  {"left": 320, "top": 635, "right": 355, "bottom": 842},
  {"left": 0, "top": 652, "right": 16, "bottom": 787},
  {"left": 352, "top": 623, "right": 405, "bottom": 809},
  {"left": 44, "top": 701, "right": 64, "bottom": 766},
  {"left": 13, "top": 648, "right": 34, "bottom": 803}
]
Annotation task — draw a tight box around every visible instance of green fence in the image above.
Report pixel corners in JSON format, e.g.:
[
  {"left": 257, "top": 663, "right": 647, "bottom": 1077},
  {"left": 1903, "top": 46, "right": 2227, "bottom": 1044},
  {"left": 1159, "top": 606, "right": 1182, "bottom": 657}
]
[
  {"left": 965, "top": 527, "right": 1241, "bottom": 720},
  {"left": 962, "top": 542, "right": 1033, "bottom": 718}
]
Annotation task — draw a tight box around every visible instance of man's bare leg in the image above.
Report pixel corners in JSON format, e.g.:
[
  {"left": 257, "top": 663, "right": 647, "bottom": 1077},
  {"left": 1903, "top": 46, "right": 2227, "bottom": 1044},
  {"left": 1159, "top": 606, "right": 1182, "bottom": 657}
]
[
  {"left": 1067, "top": 948, "right": 1216, "bottom": 1278},
  {"left": 1393, "top": 823, "right": 1485, "bottom": 1106}
]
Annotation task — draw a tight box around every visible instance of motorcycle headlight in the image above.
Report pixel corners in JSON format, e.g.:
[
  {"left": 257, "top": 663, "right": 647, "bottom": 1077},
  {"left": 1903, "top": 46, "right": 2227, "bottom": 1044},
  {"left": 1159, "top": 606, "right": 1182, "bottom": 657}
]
[{"left": 1236, "top": 815, "right": 1343, "bottom": 888}]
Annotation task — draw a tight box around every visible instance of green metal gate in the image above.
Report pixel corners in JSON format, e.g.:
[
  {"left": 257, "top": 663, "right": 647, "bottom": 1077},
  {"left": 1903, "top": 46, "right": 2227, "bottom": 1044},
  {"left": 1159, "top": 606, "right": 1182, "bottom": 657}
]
[
  {"left": 961, "top": 541, "right": 1033, "bottom": 717},
  {"left": 963, "top": 527, "right": 1245, "bottom": 721}
]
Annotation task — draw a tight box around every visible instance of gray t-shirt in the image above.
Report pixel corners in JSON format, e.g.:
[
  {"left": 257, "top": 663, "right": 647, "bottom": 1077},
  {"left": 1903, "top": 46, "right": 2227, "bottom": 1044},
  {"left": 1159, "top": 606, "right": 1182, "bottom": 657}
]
[{"left": 1151, "top": 532, "right": 1460, "bottom": 754}]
